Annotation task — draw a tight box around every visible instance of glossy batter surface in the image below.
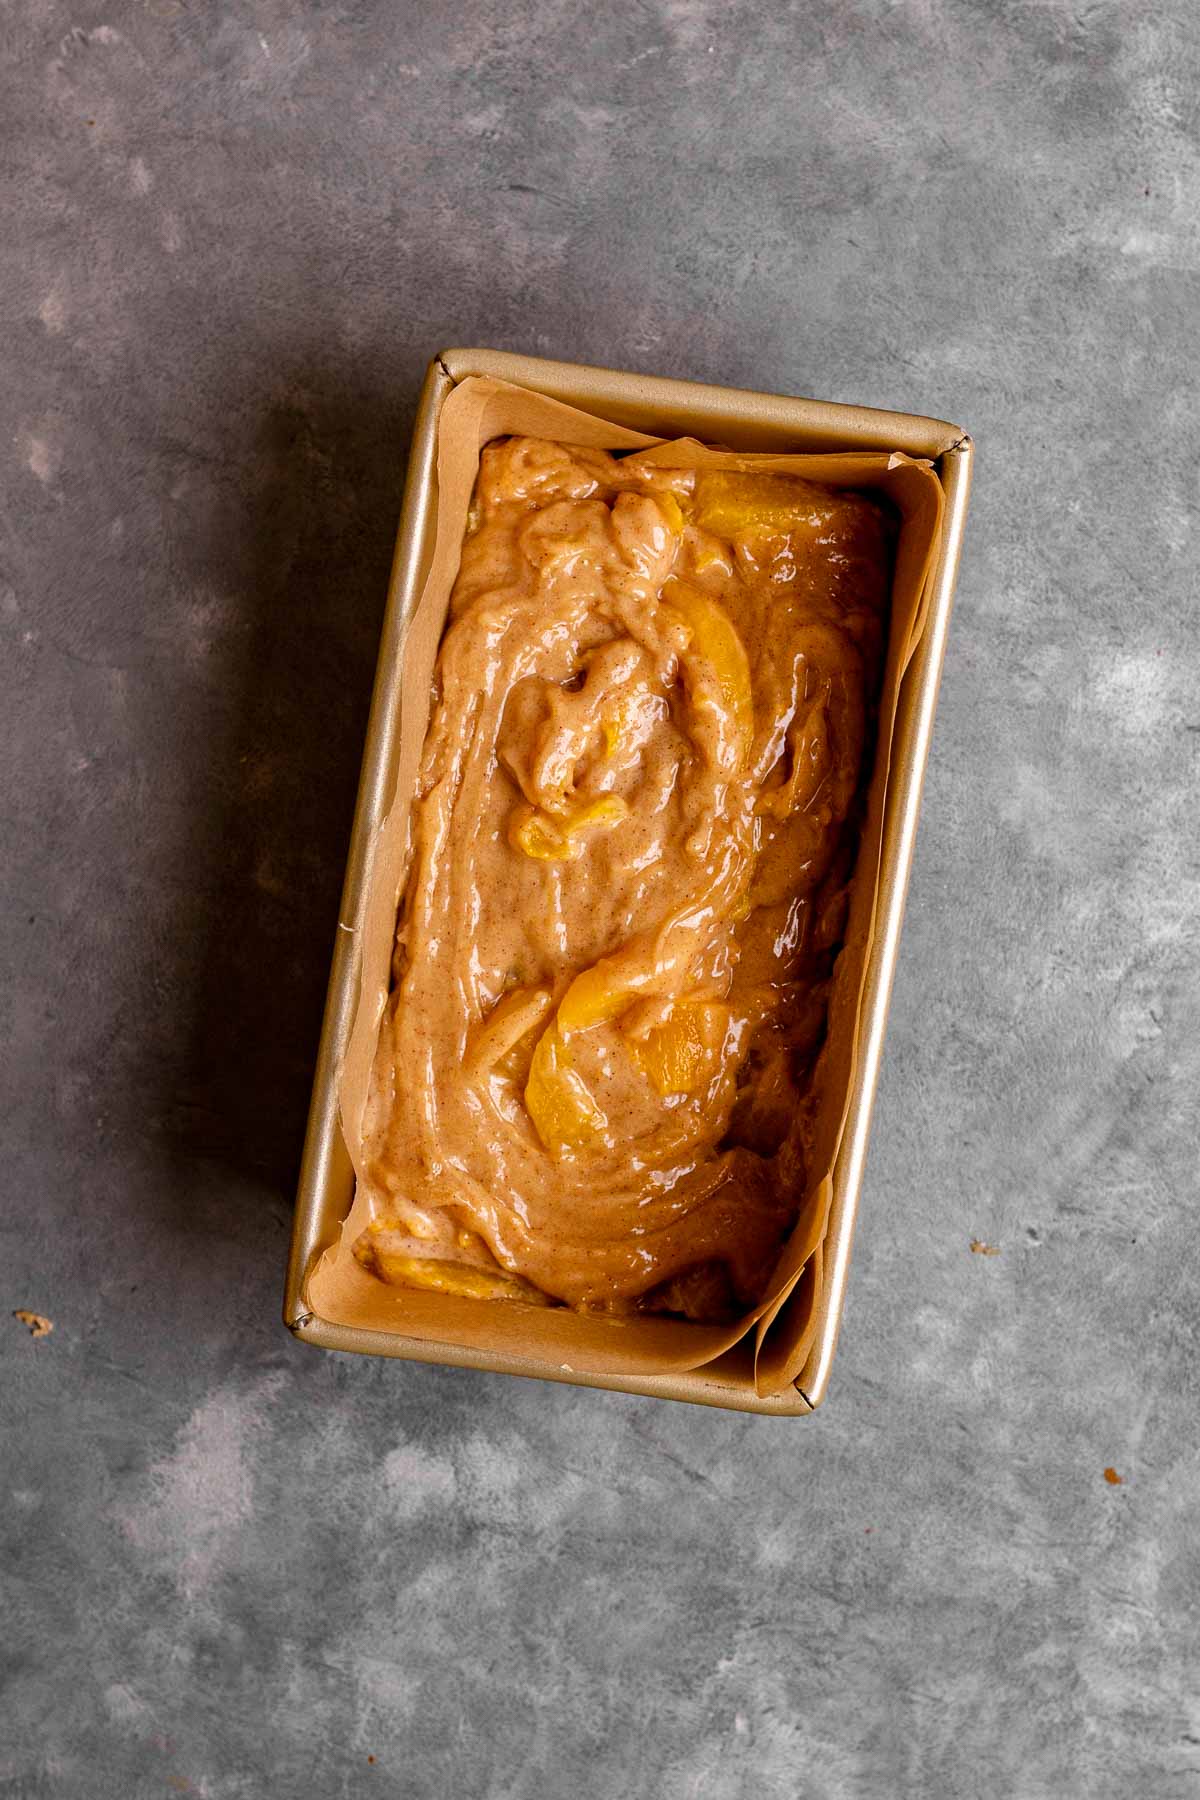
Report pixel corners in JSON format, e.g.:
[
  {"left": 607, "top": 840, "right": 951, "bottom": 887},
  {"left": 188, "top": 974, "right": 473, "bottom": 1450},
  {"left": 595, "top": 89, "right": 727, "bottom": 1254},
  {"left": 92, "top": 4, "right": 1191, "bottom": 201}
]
[{"left": 355, "top": 437, "right": 892, "bottom": 1320}]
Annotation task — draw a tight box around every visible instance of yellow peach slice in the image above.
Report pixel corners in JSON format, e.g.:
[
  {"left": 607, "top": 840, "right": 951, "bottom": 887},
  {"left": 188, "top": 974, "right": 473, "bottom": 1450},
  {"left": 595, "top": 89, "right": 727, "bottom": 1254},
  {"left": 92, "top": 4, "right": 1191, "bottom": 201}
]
[{"left": 525, "top": 1024, "right": 608, "bottom": 1153}]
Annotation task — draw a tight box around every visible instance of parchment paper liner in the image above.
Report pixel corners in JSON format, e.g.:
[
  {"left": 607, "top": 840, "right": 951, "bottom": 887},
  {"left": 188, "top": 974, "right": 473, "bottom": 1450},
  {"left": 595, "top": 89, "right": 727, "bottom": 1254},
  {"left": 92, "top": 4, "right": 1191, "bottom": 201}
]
[{"left": 306, "top": 377, "right": 944, "bottom": 1396}]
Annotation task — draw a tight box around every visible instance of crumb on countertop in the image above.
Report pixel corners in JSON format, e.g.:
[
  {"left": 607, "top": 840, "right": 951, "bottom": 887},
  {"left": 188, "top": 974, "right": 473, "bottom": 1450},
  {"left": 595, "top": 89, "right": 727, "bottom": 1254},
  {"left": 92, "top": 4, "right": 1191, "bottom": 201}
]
[{"left": 13, "top": 1310, "right": 54, "bottom": 1338}]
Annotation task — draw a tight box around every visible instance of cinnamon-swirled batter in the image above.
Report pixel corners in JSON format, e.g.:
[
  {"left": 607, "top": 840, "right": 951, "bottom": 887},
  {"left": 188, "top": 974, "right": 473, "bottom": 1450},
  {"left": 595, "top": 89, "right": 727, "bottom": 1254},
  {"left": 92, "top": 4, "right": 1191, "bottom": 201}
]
[{"left": 355, "top": 436, "right": 893, "bottom": 1321}]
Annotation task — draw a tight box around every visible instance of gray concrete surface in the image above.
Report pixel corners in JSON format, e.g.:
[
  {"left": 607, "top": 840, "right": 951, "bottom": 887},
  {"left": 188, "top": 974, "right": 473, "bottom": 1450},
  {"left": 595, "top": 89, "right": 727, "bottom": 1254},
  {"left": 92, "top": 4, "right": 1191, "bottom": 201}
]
[{"left": 3, "top": 1, "right": 1199, "bottom": 1795}]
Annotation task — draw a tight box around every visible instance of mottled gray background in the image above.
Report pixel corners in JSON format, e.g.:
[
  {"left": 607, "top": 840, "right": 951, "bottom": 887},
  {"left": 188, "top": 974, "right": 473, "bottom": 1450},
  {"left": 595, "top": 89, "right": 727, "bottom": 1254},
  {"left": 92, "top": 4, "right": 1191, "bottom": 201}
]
[{"left": 3, "top": 0, "right": 1198, "bottom": 1795}]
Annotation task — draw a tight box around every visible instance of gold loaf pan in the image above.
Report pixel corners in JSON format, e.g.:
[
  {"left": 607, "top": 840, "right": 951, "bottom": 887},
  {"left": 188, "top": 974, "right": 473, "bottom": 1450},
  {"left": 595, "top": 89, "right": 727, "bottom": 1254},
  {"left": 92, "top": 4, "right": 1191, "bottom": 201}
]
[{"left": 283, "top": 348, "right": 973, "bottom": 1415}]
